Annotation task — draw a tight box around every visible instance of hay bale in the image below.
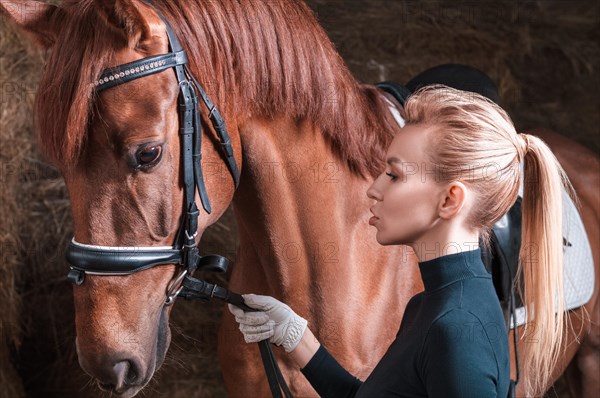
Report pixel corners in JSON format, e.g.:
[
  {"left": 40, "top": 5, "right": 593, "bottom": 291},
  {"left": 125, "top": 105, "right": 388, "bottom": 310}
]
[{"left": 0, "top": 16, "right": 37, "bottom": 398}]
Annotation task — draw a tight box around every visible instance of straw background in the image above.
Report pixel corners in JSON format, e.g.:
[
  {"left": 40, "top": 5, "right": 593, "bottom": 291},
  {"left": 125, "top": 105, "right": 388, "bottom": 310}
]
[{"left": 0, "top": 1, "right": 598, "bottom": 397}]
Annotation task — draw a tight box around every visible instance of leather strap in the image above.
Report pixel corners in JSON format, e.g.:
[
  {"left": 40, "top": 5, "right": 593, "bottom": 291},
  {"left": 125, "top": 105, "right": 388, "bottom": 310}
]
[
  {"left": 66, "top": 240, "right": 182, "bottom": 274},
  {"left": 66, "top": 241, "right": 232, "bottom": 276},
  {"left": 258, "top": 342, "right": 293, "bottom": 398},
  {"left": 179, "top": 276, "right": 293, "bottom": 398},
  {"left": 198, "top": 255, "right": 230, "bottom": 273},
  {"left": 96, "top": 51, "right": 187, "bottom": 92},
  {"left": 185, "top": 67, "right": 240, "bottom": 188}
]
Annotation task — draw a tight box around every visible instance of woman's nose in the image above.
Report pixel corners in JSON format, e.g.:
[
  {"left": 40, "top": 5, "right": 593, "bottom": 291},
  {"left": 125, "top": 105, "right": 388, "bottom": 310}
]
[{"left": 366, "top": 181, "right": 381, "bottom": 201}]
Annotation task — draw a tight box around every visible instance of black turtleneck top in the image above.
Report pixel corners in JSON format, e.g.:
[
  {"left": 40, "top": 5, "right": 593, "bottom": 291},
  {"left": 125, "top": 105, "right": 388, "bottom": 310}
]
[{"left": 300, "top": 248, "right": 510, "bottom": 398}]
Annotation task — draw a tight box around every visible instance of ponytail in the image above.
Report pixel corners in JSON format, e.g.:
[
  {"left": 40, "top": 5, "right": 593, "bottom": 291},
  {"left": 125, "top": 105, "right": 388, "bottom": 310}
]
[{"left": 516, "top": 133, "right": 578, "bottom": 396}]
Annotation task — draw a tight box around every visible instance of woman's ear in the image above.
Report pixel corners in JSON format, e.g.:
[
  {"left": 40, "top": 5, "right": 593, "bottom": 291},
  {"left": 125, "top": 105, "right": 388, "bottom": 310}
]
[
  {"left": 0, "top": 0, "right": 64, "bottom": 49},
  {"left": 438, "top": 181, "right": 468, "bottom": 220}
]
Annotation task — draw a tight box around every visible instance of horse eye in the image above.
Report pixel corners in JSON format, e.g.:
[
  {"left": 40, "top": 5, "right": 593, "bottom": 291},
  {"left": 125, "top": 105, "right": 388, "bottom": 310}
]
[{"left": 136, "top": 145, "right": 162, "bottom": 167}]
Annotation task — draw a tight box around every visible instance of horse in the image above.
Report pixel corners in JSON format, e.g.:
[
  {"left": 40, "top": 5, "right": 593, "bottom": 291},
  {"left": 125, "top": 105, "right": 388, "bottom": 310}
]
[{"left": 1, "top": 0, "right": 597, "bottom": 397}]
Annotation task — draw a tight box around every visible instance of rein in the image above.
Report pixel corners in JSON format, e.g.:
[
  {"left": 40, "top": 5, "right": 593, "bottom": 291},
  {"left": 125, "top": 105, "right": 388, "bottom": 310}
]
[{"left": 64, "top": 4, "right": 292, "bottom": 397}]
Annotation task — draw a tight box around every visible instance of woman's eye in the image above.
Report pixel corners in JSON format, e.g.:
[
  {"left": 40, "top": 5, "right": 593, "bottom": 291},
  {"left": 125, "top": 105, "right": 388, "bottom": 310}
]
[
  {"left": 136, "top": 145, "right": 162, "bottom": 167},
  {"left": 385, "top": 172, "right": 397, "bottom": 181}
]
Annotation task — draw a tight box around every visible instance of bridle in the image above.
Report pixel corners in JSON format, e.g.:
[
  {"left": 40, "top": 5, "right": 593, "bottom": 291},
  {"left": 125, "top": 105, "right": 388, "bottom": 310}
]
[
  {"left": 64, "top": 4, "right": 292, "bottom": 398},
  {"left": 66, "top": 9, "right": 238, "bottom": 303}
]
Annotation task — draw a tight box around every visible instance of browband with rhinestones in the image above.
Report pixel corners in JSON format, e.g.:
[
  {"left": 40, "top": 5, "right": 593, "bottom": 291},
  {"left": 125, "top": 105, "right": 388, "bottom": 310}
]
[{"left": 94, "top": 50, "right": 187, "bottom": 92}]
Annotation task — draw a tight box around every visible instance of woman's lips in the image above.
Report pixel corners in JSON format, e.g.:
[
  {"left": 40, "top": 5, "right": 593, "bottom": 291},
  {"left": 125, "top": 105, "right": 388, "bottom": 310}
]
[{"left": 369, "top": 216, "right": 379, "bottom": 225}]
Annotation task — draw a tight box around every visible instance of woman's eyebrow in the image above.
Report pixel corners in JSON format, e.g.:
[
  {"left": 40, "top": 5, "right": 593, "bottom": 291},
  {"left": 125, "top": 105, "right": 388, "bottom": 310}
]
[{"left": 386, "top": 156, "right": 404, "bottom": 166}]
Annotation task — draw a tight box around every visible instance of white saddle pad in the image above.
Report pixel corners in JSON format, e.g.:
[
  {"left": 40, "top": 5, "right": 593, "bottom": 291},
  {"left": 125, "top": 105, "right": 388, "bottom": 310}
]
[{"left": 511, "top": 162, "right": 595, "bottom": 327}]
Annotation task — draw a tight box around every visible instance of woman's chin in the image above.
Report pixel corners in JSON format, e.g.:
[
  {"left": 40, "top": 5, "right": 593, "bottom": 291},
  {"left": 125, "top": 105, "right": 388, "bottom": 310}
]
[
  {"left": 375, "top": 231, "right": 411, "bottom": 247},
  {"left": 375, "top": 232, "right": 393, "bottom": 246}
]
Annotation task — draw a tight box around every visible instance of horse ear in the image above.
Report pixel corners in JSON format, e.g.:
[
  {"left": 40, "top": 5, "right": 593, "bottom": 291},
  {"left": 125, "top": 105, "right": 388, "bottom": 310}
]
[
  {"left": 0, "top": 0, "right": 64, "bottom": 49},
  {"left": 95, "top": 0, "right": 156, "bottom": 48}
]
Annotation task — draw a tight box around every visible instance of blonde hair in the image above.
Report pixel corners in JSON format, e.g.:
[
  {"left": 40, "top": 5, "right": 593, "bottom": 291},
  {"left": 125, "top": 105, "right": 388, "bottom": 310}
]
[{"left": 402, "top": 85, "right": 578, "bottom": 396}]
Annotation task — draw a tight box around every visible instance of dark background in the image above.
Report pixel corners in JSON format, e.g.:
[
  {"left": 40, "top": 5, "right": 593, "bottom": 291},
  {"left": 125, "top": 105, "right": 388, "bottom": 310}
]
[{"left": 0, "top": 1, "right": 598, "bottom": 397}]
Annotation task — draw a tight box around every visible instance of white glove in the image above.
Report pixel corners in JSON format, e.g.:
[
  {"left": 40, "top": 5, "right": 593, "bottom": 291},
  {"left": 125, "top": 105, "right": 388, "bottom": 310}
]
[{"left": 227, "top": 294, "right": 308, "bottom": 353}]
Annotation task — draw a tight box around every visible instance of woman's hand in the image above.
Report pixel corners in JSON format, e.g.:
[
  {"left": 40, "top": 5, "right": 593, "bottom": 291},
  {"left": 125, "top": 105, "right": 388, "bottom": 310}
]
[{"left": 228, "top": 294, "right": 308, "bottom": 353}]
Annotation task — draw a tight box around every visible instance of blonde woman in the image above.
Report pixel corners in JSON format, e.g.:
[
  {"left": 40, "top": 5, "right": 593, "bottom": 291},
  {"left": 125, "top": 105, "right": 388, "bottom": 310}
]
[{"left": 229, "top": 85, "right": 574, "bottom": 397}]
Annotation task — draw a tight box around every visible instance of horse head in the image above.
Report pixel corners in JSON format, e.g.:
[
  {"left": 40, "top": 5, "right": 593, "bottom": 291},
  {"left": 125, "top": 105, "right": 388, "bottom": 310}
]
[{"left": 1, "top": 0, "right": 241, "bottom": 396}]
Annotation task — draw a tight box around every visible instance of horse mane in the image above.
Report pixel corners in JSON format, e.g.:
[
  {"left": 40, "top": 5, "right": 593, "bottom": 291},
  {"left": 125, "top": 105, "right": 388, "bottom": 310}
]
[{"left": 38, "top": 0, "right": 397, "bottom": 178}]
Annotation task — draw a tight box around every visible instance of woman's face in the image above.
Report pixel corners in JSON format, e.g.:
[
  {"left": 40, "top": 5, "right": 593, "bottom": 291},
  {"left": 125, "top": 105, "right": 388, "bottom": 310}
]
[{"left": 367, "top": 124, "right": 445, "bottom": 246}]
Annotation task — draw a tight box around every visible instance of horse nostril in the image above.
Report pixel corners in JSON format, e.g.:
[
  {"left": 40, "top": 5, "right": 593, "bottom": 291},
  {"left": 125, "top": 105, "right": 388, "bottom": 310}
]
[
  {"left": 111, "top": 360, "right": 140, "bottom": 389},
  {"left": 98, "top": 382, "right": 116, "bottom": 391},
  {"left": 95, "top": 360, "right": 141, "bottom": 392},
  {"left": 113, "top": 361, "right": 139, "bottom": 389},
  {"left": 124, "top": 360, "right": 140, "bottom": 385}
]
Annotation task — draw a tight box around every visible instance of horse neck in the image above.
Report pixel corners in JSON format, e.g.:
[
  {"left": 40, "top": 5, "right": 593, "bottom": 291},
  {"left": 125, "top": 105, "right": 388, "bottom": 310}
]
[{"left": 231, "top": 107, "right": 420, "bottom": 325}]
